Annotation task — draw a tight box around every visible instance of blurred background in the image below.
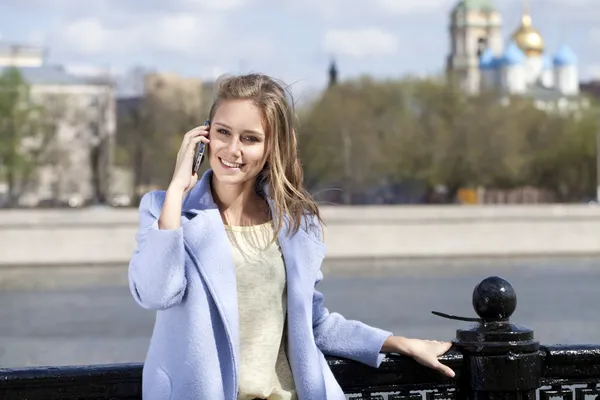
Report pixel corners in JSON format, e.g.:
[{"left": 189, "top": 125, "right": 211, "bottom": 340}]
[{"left": 0, "top": 0, "right": 599, "bottom": 369}]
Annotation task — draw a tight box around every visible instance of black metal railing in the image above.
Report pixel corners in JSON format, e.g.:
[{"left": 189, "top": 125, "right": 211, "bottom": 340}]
[{"left": 1, "top": 276, "right": 599, "bottom": 400}]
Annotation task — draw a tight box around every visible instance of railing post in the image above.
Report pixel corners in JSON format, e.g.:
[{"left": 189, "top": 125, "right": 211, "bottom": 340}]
[{"left": 439, "top": 276, "right": 542, "bottom": 400}]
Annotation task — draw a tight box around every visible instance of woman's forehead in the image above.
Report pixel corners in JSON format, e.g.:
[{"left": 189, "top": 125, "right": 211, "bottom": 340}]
[{"left": 212, "top": 99, "right": 265, "bottom": 133}]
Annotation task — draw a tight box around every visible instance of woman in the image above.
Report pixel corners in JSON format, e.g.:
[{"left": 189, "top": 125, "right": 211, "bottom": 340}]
[{"left": 128, "top": 73, "right": 454, "bottom": 400}]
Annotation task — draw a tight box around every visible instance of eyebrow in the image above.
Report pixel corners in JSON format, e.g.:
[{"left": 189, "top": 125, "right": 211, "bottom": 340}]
[{"left": 213, "top": 121, "right": 265, "bottom": 136}]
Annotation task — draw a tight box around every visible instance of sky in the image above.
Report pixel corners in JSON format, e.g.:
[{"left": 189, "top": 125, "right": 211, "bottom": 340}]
[{"left": 0, "top": 0, "right": 598, "bottom": 101}]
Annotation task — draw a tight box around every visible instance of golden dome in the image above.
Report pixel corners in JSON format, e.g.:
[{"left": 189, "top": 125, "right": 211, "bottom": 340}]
[{"left": 511, "top": 13, "right": 544, "bottom": 57}]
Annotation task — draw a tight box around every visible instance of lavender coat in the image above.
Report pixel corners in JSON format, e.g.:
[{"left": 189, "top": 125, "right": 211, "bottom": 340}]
[{"left": 128, "top": 170, "right": 393, "bottom": 400}]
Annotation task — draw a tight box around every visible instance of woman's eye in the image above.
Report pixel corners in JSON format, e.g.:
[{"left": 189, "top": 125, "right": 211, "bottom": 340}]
[
  {"left": 217, "top": 129, "right": 229, "bottom": 135},
  {"left": 245, "top": 136, "right": 259, "bottom": 142}
]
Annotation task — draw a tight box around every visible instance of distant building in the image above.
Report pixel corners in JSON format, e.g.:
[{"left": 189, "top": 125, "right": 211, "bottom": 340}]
[
  {"left": 580, "top": 80, "right": 600, "bottom": 101},
  {"left": 0, "top": 41, "right": 117, "bottom": 207},
  {"left": 446, "top": 0, "right": 585, "bottom": 112},
  {"left": 144, "top": 72, "right": 204, "bottom": 116},
  {"left": 117, "top": 72, "right": 206, "bottom": 123},
  {"left": 446, "top": 0, "right": 503, "bottom": 95},
  {"left": 116, "top": 72, "right": 207, "bottom": 198},
  {"left": 0, "top": 41, "right": 46, "bottom": 67}
]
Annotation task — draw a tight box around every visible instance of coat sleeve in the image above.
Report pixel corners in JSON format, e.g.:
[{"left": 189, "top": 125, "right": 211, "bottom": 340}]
[
  {"left": 306, "top": 215, "right": 393, "bottom": 368},
  {"left": 311, "top": 270, "right": 393, "bottom": 368},
  {"left": 128, "top": 191, "right": 187, "bottom": 310}
]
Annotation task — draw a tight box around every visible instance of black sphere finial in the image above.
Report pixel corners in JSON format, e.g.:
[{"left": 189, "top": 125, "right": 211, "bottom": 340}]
[{"left": 472, "top": 276, "right": 517, "bottom": 320}]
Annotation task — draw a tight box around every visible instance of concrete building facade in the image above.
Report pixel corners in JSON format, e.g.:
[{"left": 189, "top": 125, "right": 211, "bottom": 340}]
[{"left": 0, "top": 41, "right": 117, "bottom": 207}]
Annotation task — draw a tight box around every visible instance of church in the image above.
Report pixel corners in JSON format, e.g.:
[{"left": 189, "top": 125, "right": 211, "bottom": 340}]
[{"left": 446, "top": 0, "right": 580, "bottom": 109}]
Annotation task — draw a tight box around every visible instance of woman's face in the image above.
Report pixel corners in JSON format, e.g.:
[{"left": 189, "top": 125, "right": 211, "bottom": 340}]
[{"left": 208, "top": 99, "right": 268, "bottom": 189}]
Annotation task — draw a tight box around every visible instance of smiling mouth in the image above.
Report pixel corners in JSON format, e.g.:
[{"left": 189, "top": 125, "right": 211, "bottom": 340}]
[{"left": 219, "top": 158, "right": 244, "bottom": 169}]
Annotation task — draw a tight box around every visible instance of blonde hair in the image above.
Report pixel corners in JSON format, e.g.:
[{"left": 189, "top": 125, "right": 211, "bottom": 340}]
[{"left": 208, "top": 73, "right": 323, "bottom": 239}]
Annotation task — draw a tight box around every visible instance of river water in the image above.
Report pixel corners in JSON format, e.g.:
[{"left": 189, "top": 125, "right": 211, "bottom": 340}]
[{"left": 0, "top": 256, "right": 599, "bottom": 368}]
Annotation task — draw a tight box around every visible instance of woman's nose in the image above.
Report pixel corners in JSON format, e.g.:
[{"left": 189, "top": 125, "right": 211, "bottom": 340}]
[{"left": 227, "top": 137, "right": 242, "bottom": 156}]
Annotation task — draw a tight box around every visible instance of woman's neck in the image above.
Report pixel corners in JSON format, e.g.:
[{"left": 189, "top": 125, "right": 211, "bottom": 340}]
[{"left": 211, "top": 176, "right": 269, "bottom": 226}]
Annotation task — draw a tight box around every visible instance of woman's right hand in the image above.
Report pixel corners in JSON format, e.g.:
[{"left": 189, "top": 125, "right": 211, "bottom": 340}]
[{"left": 168, "top": 124, "right": 210, "bottom": 195}]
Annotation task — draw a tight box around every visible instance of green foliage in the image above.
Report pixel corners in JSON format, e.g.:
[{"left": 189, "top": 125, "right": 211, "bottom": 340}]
[
  {"left": 0, "top": 67, "right": 60, "bottom": 205},
  {"left": 116, "top": 90, "right": 207, "bottom": 203},
  {"left": 298, "top": 76, "right": 599, "bottom": 202}
]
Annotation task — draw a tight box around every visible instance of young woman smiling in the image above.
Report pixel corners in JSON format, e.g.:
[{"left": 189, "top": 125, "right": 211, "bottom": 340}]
[{"left": 128, "top": 73, "right": 454, "bottom": 400}]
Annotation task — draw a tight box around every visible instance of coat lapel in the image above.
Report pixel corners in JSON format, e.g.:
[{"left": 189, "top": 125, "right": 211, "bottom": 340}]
[
  {"left": 180, "top": 171, "right": 240, "bottom": 371},
  {"left": 263, "top": 190, "right": 327, "bottom": 292},
  {"left": 267, "top": 195, "right": 328, "bottom": 399}
]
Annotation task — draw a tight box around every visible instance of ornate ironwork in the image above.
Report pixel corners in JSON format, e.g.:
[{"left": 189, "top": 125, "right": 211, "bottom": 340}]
[{"left": 0, "top": 276, "right": 598, "bottom": 399}]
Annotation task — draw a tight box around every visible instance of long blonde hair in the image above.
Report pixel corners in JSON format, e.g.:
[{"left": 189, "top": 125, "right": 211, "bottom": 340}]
[{"left": 208, "top": 73, "right": 323, "bottom": 239}]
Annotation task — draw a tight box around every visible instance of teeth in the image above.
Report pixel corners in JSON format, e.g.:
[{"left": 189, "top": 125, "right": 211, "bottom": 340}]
[{"left": 221, "top": 158, "right": 243, "bottom": 168}]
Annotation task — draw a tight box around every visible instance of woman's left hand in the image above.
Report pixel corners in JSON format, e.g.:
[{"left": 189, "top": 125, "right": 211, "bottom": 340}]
[{"left": 381, "top": 336, "right": 455, "bottom": 378}]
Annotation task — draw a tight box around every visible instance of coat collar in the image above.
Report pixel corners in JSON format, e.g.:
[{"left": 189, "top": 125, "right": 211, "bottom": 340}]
[
  {"left": 182, "top": 169, "right": 278, "bottom": 221},
  {"left": 182, "top": 169, "right": 294, "bottom": 241},
  {"left": 181, "top": 169, "right": 220, "bottom": 216}
]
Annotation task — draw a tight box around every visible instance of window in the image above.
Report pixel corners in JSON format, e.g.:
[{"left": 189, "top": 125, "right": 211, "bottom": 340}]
[{"left": 477, "top": 37, "right": 489, "bottom": 57}]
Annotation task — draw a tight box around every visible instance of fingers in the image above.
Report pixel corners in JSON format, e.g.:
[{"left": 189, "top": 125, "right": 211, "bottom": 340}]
[
  {"left": 185, "top": 124, "right": 209, "bottom": 137},
  {"left": 190, "top": 135, "right": 210, "bottom": 144},
  {"left": 434, "top": 361, "right": 455, "bottom": 378},
  {"left": 417, "top": 356, "right": 455, "bottom": 379},
  {"left": 434, "top": 342, "right": 454, "bottom": 377},
  {"left": 182, "top": 125, "right": 210, "bottom": 147},
  {"left": 181, "top": 133, "right": 210, "bottom": 156},
  {"left": 413, "top": 341, "right": 454, "bottom": 379},
  {"left": 188, "top": 135, "right": 209, "bottom": 151},
  {"left": 439, "top": 341, "right": 453, "bottom": 353}
]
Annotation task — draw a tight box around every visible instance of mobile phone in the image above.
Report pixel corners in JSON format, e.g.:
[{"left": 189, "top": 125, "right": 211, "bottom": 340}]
[{"left": 193, "top": 119, "right": 210, "bottom": 174}]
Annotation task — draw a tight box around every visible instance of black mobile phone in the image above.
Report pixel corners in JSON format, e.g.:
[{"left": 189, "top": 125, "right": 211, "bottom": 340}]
[{"left": 193, "top": 119, "right": 210, "bottom": 174}]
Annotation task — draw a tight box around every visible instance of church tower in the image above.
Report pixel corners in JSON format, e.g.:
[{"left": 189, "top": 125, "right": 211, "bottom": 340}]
[
  {"left": 510, "top": 0, "right": 545, "bottom": 86},
  {"left": 446, "top": 0, "right": 503, "bottom": 94}
]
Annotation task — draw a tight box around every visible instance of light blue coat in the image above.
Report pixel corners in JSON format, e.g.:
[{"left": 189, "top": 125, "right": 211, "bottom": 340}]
[{"left": 128, "top": 170, "right": 393, "bottom": 400}]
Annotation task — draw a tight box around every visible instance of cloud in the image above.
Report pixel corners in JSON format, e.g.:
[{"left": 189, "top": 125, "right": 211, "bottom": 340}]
[
  {"left": 549, "top": 0, "right": 597, "bottom": 4},
  {"left": 64, "top": 63, "right": 126, "bottom": 77},
  {"left": 60, "top": 18, "right": 116, "bottom": 54},
  {"left": 186, "top": 0, "right": 248, "bottom": 11},
  {"left": 586, "top": 64, "right": 600, "bottom": 80},
  {"left": 1, "top": 0, "right": 249, "bottom": 15},
  {"left": 323, "top": 28, "right": 399, "bottom": 57},
  {"left": 590, "top": 27, "right": 600, "bottom": 44},
  {"left": 151, "top": 14, "right": 220, "bottom": 54},
  {"left": 16, "top": 0, "right": 270, "bottom": 63},
  {"left": 539, "top": 0, "right": 600, "bottom": 22},
  {"left": 26, "top": 30, "right": 46, "bottom": 46},
  {"left": 373, "top": 0, "right": 451, "bottom": 14},
  {"left": 281, "top": 0, "right": 343, "bottom": 18},
  {"left": 56, "top": 13, "right": 227, "bottom": 57},
  {"left": 284, "top": 0, "right": 453, "bottom": 19},
  {"left": 234, "top": 36, "right": 274, "bottom": 57}
]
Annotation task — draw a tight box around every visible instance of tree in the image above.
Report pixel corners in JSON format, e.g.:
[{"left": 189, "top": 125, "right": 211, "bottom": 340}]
[
  {"left": 0, "top": 67, "right": 61, "bottom": 206},
  {"left": 528, "top": 104, "right": 599, "bottom": 201},
  {"left": 88, "top": 90, "right": 113, "bottom": 205},
  {"left": 298, "top": 76, "right": 412, "bottom": 202},
  {"left": 399, "top": 78, "right": 473, "bottom": 198},
  {"left": 117, "top": 94, "right": 171, "bottom": 204},
  {"left": 116, "top": 71, "right": 205, "bottom": 204},
  {"left": 298, "top": 76, "right": 481, "bottom": 202},
  {"left": 300, "top": 74, "right": 600, "bottom": 204}
]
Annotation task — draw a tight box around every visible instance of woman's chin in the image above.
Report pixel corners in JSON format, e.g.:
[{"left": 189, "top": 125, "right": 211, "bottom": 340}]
[{"left": 212, "top": 168, "right": 249, "bottom": 186}]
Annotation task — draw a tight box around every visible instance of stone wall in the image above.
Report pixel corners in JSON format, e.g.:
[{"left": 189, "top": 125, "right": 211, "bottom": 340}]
[{"left": 1, "top": 204, "right": 600, "bottom": 266}]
